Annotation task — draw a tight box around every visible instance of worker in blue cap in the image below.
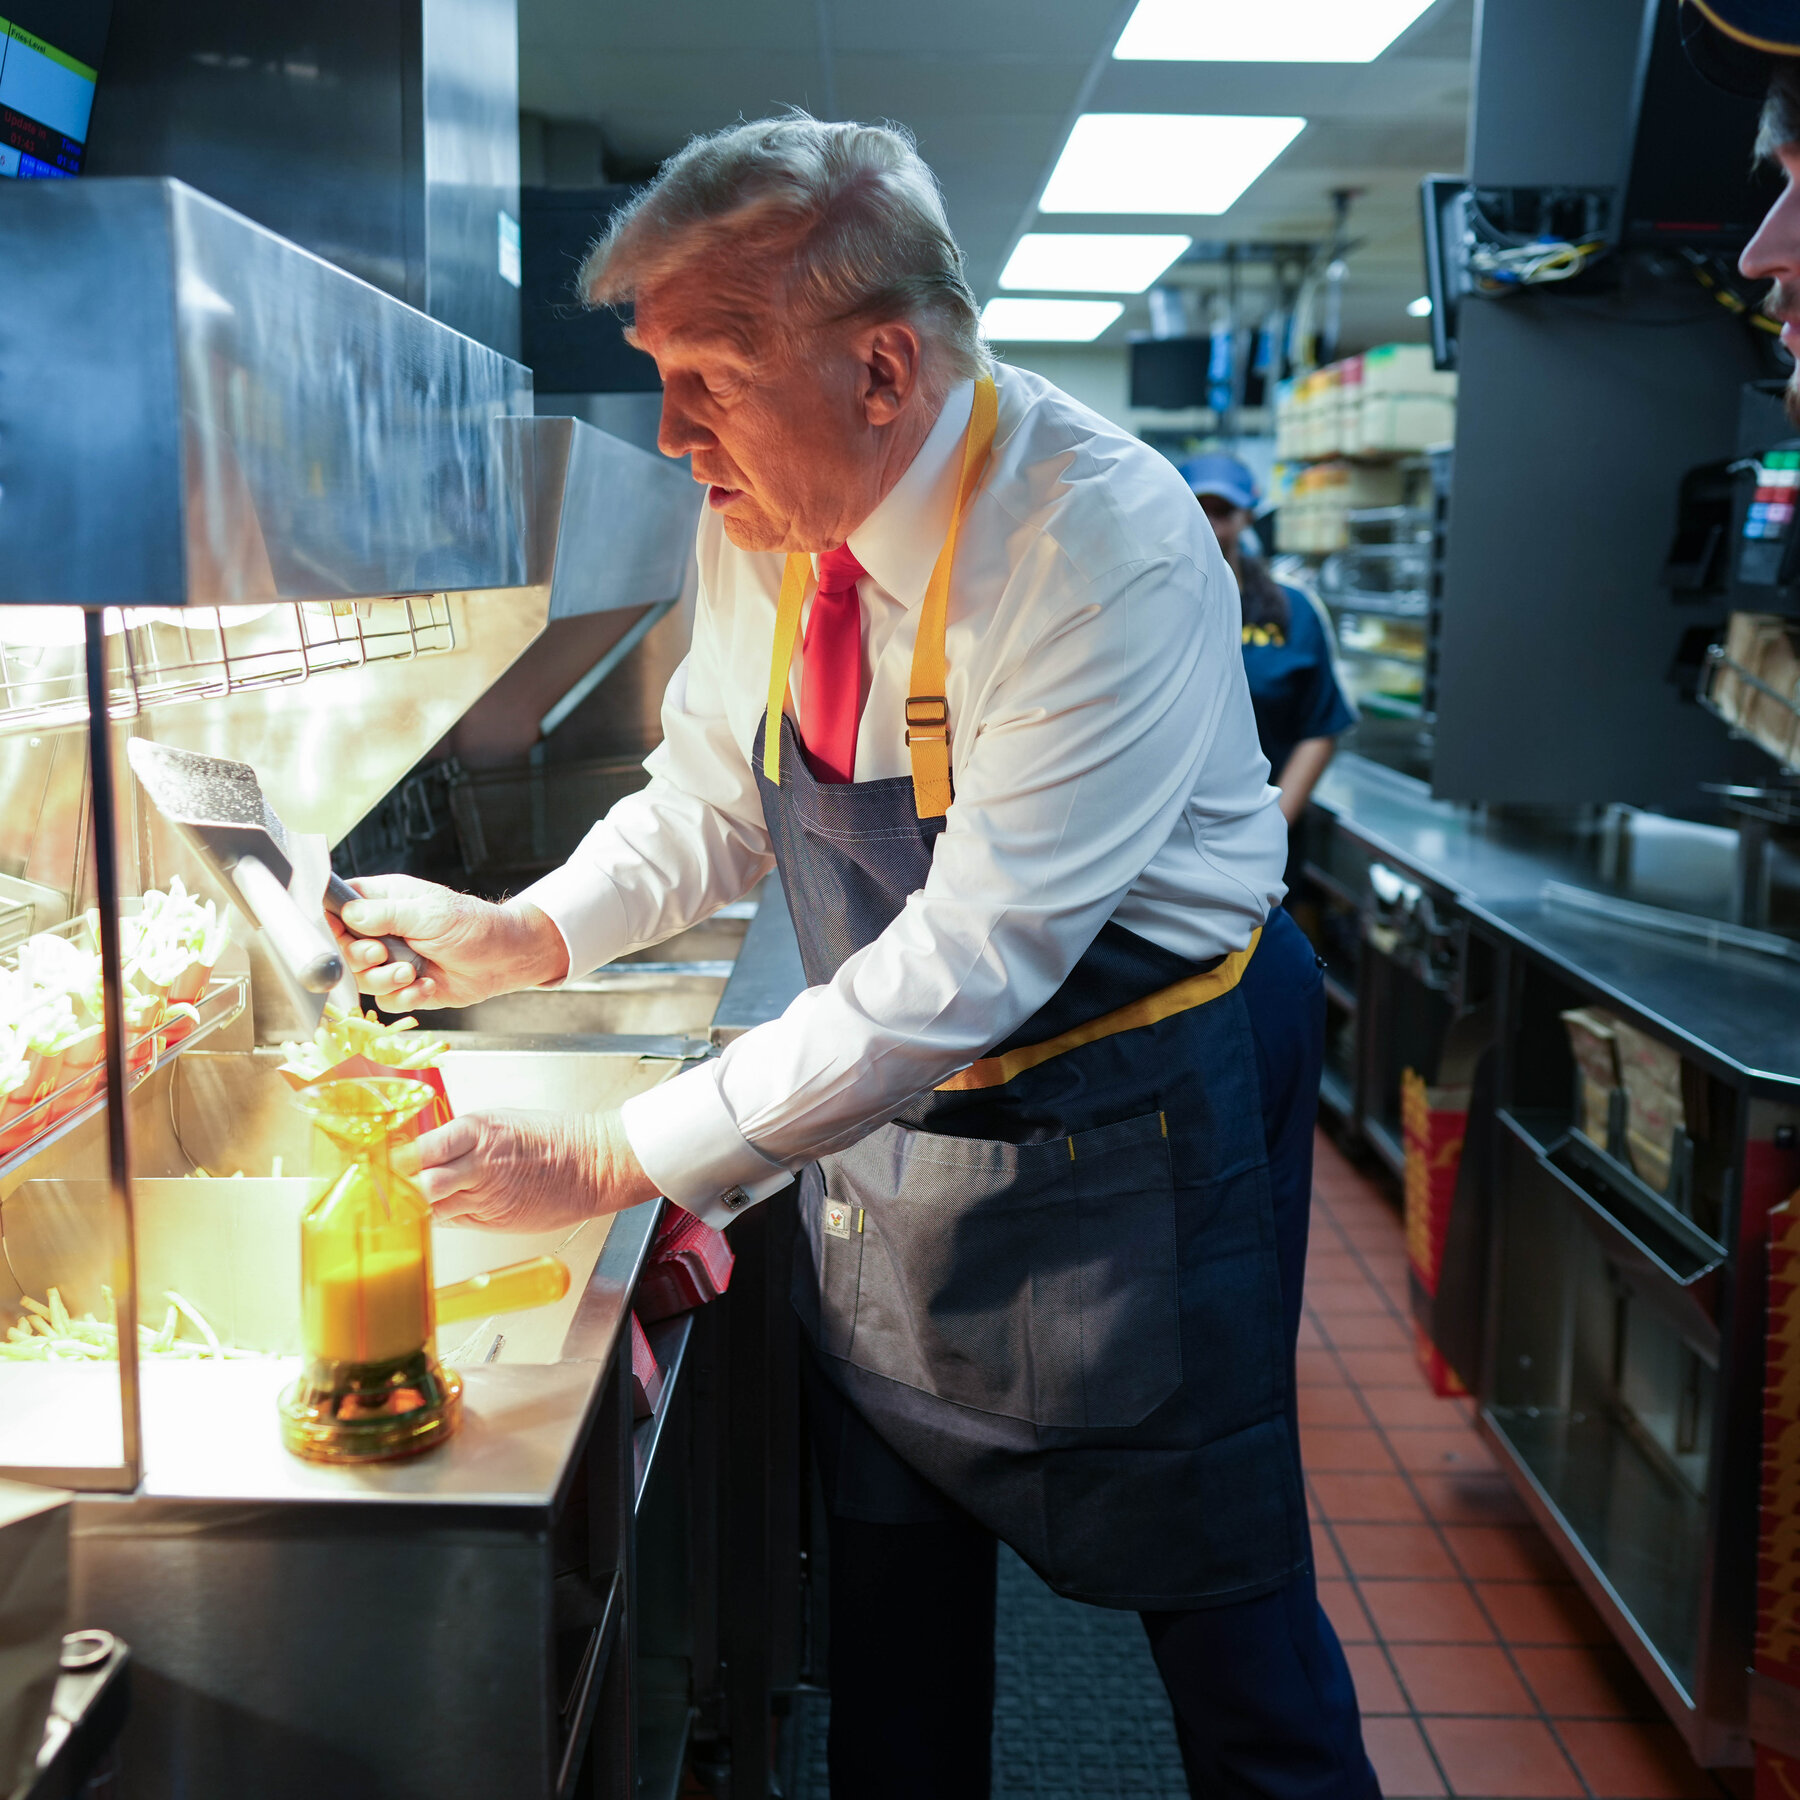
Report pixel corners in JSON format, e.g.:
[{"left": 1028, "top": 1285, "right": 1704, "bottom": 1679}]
[
  {"left": 1683, "top": 0, "right": 1800, "bottom": 424},
  {"left": 1180, "top": 452, "right": 1355, "bottom": 828}
]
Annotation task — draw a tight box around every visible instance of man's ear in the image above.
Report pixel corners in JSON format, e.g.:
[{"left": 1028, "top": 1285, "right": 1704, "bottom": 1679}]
[{"left": 861, "top": 320, "right": 925, "bottom": 425}]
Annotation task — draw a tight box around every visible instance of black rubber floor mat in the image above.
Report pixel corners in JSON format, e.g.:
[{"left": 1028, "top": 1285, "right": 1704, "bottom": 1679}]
[{"left": 781, "top": 1547, "right": 1188, "bottom": 1798}]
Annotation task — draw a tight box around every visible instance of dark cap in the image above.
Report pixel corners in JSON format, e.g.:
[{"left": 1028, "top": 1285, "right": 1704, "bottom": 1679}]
[
  {"left": 1177, "top": 452, "right": 1260, "bottom": 510},
  {"left": 1681, "top": 0, "right": 1800, "bottom": 97}
]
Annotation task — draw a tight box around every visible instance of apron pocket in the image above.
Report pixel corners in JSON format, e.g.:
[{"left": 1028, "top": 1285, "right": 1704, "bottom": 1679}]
[
  {"left": 817, "top": 1110, "right": 1181, "bottom": 1430},
  {"left": 799, "top": 1162, "right": 864, "bottom": 1360}
]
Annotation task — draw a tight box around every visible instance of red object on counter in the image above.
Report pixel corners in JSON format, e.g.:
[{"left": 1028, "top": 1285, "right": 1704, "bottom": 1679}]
[
  {"left": 634, "top": 1205, "right": 736, "bottom": 1323},
  {"left": 629, "top": 1312, "right": 664, "bottom": 1421}
]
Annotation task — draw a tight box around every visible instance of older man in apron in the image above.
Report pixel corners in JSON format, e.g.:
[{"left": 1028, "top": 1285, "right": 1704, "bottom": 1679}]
[{"left": 339, "top": 115, "right": 1378, "bottom": 1800}]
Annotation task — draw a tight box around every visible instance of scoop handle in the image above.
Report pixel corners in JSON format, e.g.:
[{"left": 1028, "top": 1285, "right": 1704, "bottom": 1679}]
[
  {"left": 323, "top": 874, "right": 418, "bottom": 982},
  {"left": 233, "top": 855, "right": 344, "bottom": 993},
  {"left": 434, "top": 1254, "right": 572, "bottom": 1326}
]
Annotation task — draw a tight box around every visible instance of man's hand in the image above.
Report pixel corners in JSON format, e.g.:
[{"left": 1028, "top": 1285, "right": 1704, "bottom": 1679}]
[
  {"left": 401, "top": 1109, "right": 659, "bottom": 1232},
  {"left": 331, "top": 874, "right": 570, "bottom": 1010}
]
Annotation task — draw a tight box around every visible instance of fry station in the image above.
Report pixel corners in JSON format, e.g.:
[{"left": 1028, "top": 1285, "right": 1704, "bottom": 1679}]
[{"left": 0, "top": 154, "right": 735, "bottom": 1799}]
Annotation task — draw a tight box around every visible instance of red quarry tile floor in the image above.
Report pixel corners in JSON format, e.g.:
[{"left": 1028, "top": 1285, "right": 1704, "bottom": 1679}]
[{"left": 1303, "top": 1130, "right": 1735, "bottom": 1800}]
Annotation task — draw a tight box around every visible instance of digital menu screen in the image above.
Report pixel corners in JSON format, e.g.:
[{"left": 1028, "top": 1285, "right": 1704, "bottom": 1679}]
[{"left": 1, "top": 0, "right": 111, "bottom": 179}]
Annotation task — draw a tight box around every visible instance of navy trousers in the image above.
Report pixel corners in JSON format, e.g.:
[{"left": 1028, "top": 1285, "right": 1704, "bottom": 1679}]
[{"left": 810, "top": 928, "right": 1379, "bottom": 1800}]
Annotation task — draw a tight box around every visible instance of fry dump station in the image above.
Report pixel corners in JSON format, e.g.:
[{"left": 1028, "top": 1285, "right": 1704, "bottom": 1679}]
[{"left": 0, "top": 176, "right": 714, "bottom": 1799}]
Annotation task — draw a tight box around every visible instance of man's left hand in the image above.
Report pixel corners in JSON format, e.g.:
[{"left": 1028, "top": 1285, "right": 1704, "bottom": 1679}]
[{"left": 403, "top": 1110, "right": 658, "bottom": 1231}]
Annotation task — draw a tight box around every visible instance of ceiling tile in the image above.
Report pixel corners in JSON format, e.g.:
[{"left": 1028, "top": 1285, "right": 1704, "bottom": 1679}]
[{"left": 517, "top": 0, "right": 1474, "bottom": 360}]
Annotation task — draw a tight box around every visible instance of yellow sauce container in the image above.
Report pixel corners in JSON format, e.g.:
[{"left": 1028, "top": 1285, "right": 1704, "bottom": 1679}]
[
  {"left": 279, "top": 1077, "right": 461, "bottom": 1463},
  {"left": 302, "top": 1243, "right": 431, "bottom": 1368}
]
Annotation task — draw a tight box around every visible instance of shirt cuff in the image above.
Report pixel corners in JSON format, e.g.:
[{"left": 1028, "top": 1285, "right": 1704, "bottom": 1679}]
[
  {"left": 621, "top": 1060, "right": 793, "bottom": 1229},
  {"left": 517, "top": 861, "right": 634, "bottom": 986}
]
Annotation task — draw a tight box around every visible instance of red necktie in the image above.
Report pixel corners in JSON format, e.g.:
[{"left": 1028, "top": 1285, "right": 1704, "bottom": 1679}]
[{"left": 799, "top": 544, "right": 865, "bottom": 784}]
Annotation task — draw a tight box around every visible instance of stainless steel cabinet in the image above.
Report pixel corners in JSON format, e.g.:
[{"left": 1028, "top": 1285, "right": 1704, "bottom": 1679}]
[{"left": 1470, "top": 907, "right": 1800, "bottom": 1768}]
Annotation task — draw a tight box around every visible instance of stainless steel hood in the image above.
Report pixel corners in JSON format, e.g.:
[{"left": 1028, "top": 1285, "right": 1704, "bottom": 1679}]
[
  {"left": 520, "top": 416, "right": 700, "bottom": 622},
  {"left": 0, "top": 176, "right": 703, "bottom": 844},
  {"left": 0, "top": 176, "right": 532, "bottom": 609}
]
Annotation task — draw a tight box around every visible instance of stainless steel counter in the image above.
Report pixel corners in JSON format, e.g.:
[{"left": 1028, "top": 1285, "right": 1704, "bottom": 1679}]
[
  {"left": 698, "top": 756, "right": 1800, "bottom": 1099},
  {"left": 70, "top": 1205, "right": 659, "bottom": 1800},
  {"left": 1308, "top": 755, "right": 1800, "bottom": 1767},
  {"left": 99, "top": 1198, "right": 659, "bottom": 1513},
  {"left": 28, "top": 1019, "right": 726, "bottom": 1799},
  {"left": 709, "top": 879, "right": 807, "bottom": 1046},
  {"left": 1465, "top": 896, "right": 1800, "bottom": 1091},
  {"left": 1310, "top": 755, "right": 1597, "bottom": 906},
  {"left": 1309, "top": 755, "right": 1800, "bottom": 1094}
]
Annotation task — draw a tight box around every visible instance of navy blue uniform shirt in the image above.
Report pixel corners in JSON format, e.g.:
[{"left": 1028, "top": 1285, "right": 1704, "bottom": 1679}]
[{"left": 1241, "top": 581, "right": 1356, "bottom": 779}]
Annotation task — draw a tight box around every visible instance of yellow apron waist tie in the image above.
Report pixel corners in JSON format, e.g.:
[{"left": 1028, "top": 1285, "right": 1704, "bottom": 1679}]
[{"left": 936, "top": 927, "right": 1262, "bottom": 1093}]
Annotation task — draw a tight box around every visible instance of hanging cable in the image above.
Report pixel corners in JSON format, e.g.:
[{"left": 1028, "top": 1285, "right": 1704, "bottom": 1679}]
[
  {"left": 1461, "top": 191, "right": 1609, "bottom": 295},
  {"left": 1681, "top": 247, "right": 1783, "bottom": 332}
]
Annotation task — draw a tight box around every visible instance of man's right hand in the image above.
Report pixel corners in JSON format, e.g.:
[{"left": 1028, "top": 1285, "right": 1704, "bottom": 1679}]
[{"left": 332, "top": 874, "right": 571, "bottom": 1011}]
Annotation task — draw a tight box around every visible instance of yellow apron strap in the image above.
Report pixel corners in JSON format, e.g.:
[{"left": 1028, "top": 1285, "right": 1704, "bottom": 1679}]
[
  {"left": 761, "top": 375, "right": 1000, "bottom": 807},
  {"left": 907, "top": 375, "right": 998, "bottom": 819},
  {"left": 936, "top": 927, "right": 1262, "bottom": 1093},
  {"left": 763, "top": 552, "right": 812, "bottom": 786}
]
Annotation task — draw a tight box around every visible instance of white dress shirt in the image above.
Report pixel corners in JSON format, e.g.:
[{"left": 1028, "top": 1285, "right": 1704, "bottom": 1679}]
[{"left": 522, "top": 366, "right": 1288, "bottom": 1228}]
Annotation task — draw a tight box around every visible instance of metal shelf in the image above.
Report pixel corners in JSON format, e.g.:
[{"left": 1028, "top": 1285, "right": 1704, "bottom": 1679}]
[
  {"left": 1327, "top": 589, "right": 1431, "bottom": 619},
  {"left": 1478, "top": 1406, "right": 1705, "bottom": 1730},
  {"left": 0, "top": 597, "right": 456, "bottom": 739},
  {"left": 1333, "top": 542, "right": 1432, "bottom": 561},
  {"left": 0, "top": 973, "right": 248, "bottom": 1179},
  {"left": 1364, "top": 1114, "right": 1407, "bottom": 1180},
  {"left": 1698, "top": 645, "right": 1800, "bottom": 775},
  {"left": 1702, "top": 779, "right": 1800, "bottom": 827},
  {"left": 636, "top": 1677, "right": 697, "bottom": 1800},
  {"left": 0, "top": 892, "right": 33, "bottom": 961},
  {"left": 1498, "top": 1108, "right": 1726, "bottom": 1280},
  {"left": 1318, "top": 1064, "right": 1354, "bottom": 1122},
  {"left": 1346, "top": 505, "right": 1433, "bottom": 527}
]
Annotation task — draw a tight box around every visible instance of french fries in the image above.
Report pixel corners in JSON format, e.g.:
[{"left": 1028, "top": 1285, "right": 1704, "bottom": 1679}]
[
  {"left": 119, "top": 876, "right": 229, "bottom": 1001},
  {"left": 277, "top": 1005, "right": 449, "bottom": 1081},
  {"left": 0, "top": 881, "right": 233, "bottom": 1151},
  {"left": 0, "top": 1285, "right": 262, "bottom": 1362}
]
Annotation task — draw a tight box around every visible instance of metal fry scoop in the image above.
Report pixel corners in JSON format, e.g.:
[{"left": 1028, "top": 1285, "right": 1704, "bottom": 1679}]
[{"left": 125, "top": 740, "right": 348, "bottom": 994}]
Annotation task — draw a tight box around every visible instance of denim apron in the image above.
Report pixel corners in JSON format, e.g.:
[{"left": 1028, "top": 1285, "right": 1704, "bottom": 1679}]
[{"left": 757, "top": 379, "right": 1309, "bottom": 1609}]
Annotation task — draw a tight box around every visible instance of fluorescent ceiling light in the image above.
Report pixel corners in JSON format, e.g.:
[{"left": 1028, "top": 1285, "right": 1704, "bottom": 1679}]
[
  {"left": 1000, "top": 233, "right": 1192, "bottom": 293},
  {"left": 1407, "top": 294, "right": 1434, "bottom": 317},
  {"left": 1039, "top": 115, "right": 1305, "bottom": 216},
  {"left": 1114, "top": 0, "right": 1437, "bottom": 63},
  {"left": 980, "top": 298, "right": 1123, "bottom": 342}
]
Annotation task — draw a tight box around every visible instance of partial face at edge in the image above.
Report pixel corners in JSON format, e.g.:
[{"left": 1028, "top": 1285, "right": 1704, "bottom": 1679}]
[
  {"left": 630, "top": 261, "right": 922, "bottom": 555},
  {"left": 1741, "top": 142, "right": 1800, "bottom": 426}
]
